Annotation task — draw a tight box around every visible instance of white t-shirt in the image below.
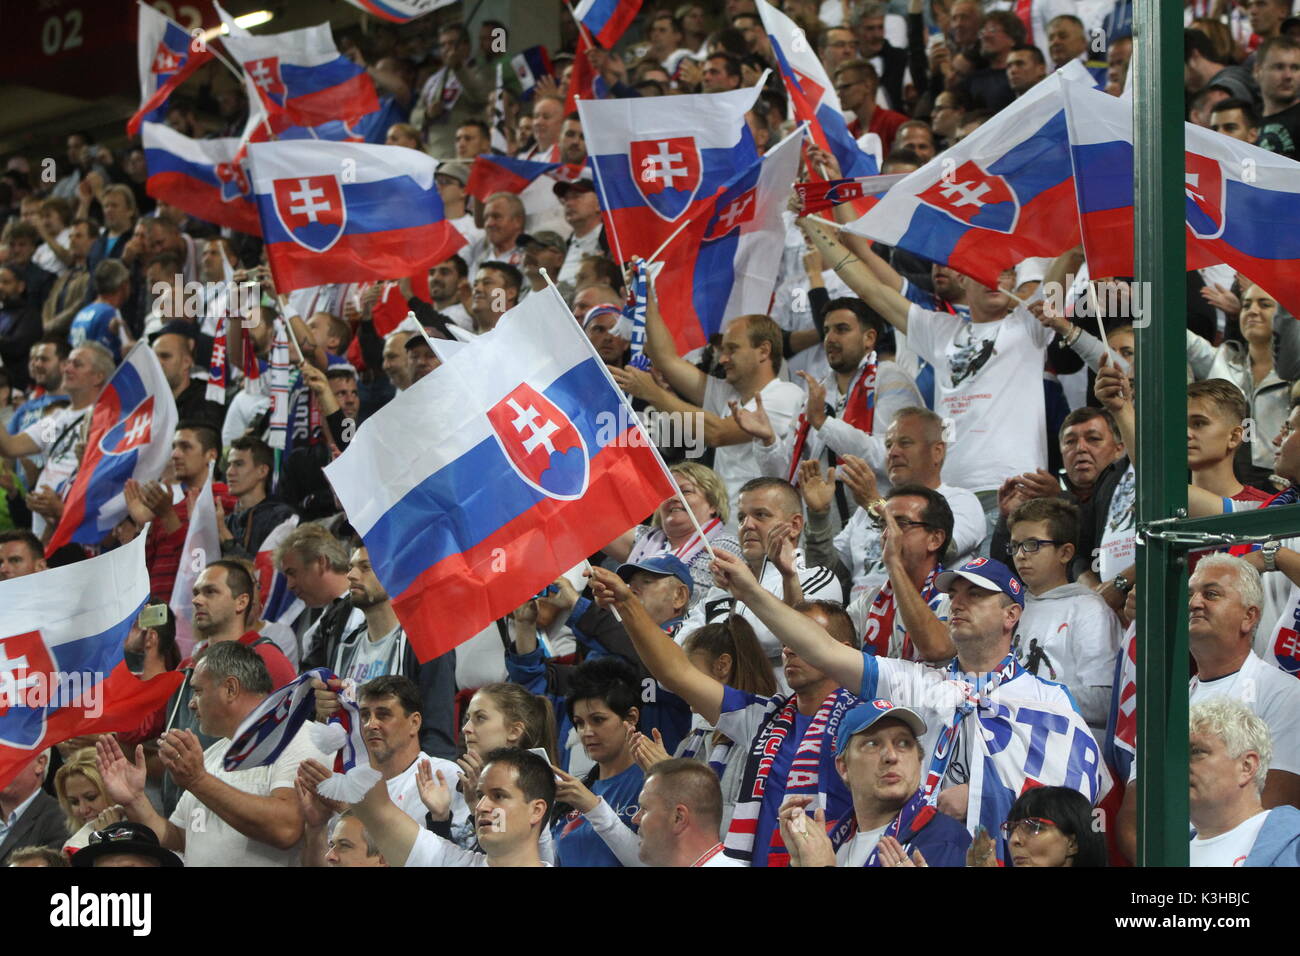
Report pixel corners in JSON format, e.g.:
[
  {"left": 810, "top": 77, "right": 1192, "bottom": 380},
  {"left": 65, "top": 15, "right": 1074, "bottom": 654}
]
[
  {"left": 1190, "top": 810, "right": 1270, "bottom": 867},
  {"left": 386, "top": 752, "right": 467, "bottom": 827},
  {"left": 1016, "top": 583, "right": 1123, "bottom": 730},
  {"left": 1098, "top": 461, "right": 1136, "bottom": 581},
  {"left": 22, "top": 404, "right": 90, "bottom": 538},
  {"left": 905, "top": 305, "right": 1052, "bottom": 493},
  {"left": 836, "top": 823, "right": 889, "bottom": 867},
  {"left": 1190, "top": 652, "right": 1300, "bottom": 776},
  {"left": 406, "top": 827, "right": 553, "bottom": 867},
  {"left": 702, "top": 375, "right": 804, "bottom": 523},
  {"left": 846, "top": 575, "right": 951, "bottom": 662},
  {"left": 169, "top": 729, "right": 330, "bottom": 867},
  {"left": 684, "top": 548, "right": 843, "bottom": 661}
]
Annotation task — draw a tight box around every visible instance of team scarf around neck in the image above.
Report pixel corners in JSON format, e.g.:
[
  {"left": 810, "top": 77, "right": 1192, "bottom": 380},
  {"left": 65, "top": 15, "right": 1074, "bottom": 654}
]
[
  {"left": 725, "top": 686, "right": 857, "bottom": 866},
  {"left": 828, "top": 786, "right": 938, "bottom": 867},
  {"left": 207, "top": 315, "right": 228, "bottom": 404},
  {"left": 627, "top": 516, "right": 723, "bottom": 568},
  {"left": 863, "top": 565, "right": 941, "bottom": 661},
  {"left": 787, "top": 354, "right": 878, "bottom": 483},
  {"left": 224, "top": 667, "right": 381, "bottom": 802}
]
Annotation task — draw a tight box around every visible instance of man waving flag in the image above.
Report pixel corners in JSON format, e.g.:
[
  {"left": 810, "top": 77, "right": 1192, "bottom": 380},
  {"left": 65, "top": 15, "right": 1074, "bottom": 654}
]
[
  {"left": 325, "top": 286, "right": 676, "bottom": 661},
  {"left": 128, "top": 3, "right": 215, "bottom": 137},
  {"left": 45, "top": 343, "right": 179, "bottom": 556}
]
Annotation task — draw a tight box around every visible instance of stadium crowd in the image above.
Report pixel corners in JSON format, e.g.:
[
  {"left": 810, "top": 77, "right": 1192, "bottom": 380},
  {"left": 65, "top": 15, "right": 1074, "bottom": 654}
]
[{"left": 5, "top": 0, "right": 1300, "bottom": 869}]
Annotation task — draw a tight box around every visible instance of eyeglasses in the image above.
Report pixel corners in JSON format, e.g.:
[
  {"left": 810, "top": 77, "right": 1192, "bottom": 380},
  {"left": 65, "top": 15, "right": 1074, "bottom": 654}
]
[
  {"left": 1009, "top": 538, "right": 1064, "bottom": 555},
  {"left": 870, "top": 512, "right": 936, "bottom": 532},
  {"left": 1000, "top": 816, "right": 1057, "bottom": 840}
]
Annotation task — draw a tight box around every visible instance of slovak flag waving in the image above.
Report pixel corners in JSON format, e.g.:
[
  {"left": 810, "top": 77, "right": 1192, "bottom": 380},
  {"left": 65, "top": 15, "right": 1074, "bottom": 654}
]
[
  {"left": 579, "top": 84, "right": 761, "bottom": 262},
  {"left": 325, "top": 285, "right": 676, "bottom": 662},
  {"left": 46, "top": 343, "right": 179, "bottom": 556},
  {"left": 128, "top": 4, "right": 214, "bottom": 137},
  {"left": 220, "top": 19, "right": 379, "bottom": 129},
  {"left": 142, "top": 122, "right": 261, "bottom": 235},
  {"left": 0, "top": 533, "right": 184, "bottom": 791},
  {"left": 573, "top": 0, "right": 643, "bottom": 49},
  {"left": 247, "top": 140, "right": 466, "bottom": 292},
  {"left": 757, "top": 0, "right": 878, "bottom": 182},
  {"left": 842, "top": 66, "right": 1091, "bottom": 287}
]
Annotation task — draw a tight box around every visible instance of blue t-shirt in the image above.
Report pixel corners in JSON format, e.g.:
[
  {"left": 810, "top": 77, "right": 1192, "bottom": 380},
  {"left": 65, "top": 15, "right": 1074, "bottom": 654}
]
[
  {"left": 69, "top": 302, "right": 120, "bottom": 361},
  {"left": 553, "top": 764, "right": 643, "bottom": 867}
]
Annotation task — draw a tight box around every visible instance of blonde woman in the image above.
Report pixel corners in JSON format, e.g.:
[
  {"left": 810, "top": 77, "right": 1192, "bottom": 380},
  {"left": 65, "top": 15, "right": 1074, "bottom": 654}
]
[
  {"left": 604, "top": 462, "right": 741, "bottom": 607},
  {"left": 54, "top": 748, "right": 112, "bottom": 853}
]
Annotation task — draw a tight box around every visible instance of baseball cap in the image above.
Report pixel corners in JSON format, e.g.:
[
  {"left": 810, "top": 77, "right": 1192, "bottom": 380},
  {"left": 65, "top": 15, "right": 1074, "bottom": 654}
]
[
  {"left": 833, "top": 700, "right": 928, "bottom": 757},
  {"left": 147, "top": 319, "right": 199, "bottom": 344},
  {"left": 435, "top": 160, "right": 470, "bottom": 186},
  {"left": 553, "top": 167, "right": 596, "bottom": 198},
  {"left": 934, "top": 557, "right": 1025, "bottom": 607},
  {"left": 616, "top": 554, "right": 693, "bottom": 597},
  {"left": 518, "top": 230, "right": 567, "bottom": 253}
]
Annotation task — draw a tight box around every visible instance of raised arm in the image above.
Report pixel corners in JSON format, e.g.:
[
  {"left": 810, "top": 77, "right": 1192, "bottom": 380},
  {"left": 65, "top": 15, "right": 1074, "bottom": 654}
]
[
  {"left": 587, "top": 566, "right": 725, "bottom": 724},
  {"left": 317, "top": 760, "right": 421, "bottom": 866},
  {"left": 880, "top": 510, "right": 956, "bottom": 662},
  {"left": 708, "top": 549, "right": 864, "bottom": 691},
  {"left": 644, "top": 273, "right": 707, "bottom": 406},
  {"left": 798, "top": 216, "right": 912, "bottom": 333}
]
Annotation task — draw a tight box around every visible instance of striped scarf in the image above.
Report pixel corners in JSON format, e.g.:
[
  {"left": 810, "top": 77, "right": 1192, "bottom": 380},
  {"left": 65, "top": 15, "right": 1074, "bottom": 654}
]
[
  {"left": 225, "top": 668, "right": 381, "bottom": 802},
  {"left": 863, "top": 565, "right": 941, "bottom": 661},
  {"left": 828, "top": 786, "right": 938, "bottom": 867},
  {"left": 628, "top": 517, "right": 724, "bottom": 569},
  {"left": 787, "top": 355, "right": 877, "bottom": 483},
  {"left": 724, "top": 687, "right": 858, "bottom": 866}
]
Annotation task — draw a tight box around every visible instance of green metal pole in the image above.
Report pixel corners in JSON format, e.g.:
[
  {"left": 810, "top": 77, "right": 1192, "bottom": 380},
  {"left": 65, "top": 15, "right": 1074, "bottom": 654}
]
[{"left": 1132, "top": 0, "right": 1190, "bottom": 866}]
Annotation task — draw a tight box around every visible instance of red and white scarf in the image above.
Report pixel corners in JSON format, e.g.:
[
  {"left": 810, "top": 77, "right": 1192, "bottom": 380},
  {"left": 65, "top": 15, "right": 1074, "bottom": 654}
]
[
  {"left": 863, "top": 565, "right": 941, "bottom": 661},
  {"left": 627, "top": 517, "right": 723, "bottom": 568},
  {"left": 724, "top": 687, "right": 857, "bottom": 866},
  {"left": 787, "top": 354, "right": 878, "bottom": 483}
]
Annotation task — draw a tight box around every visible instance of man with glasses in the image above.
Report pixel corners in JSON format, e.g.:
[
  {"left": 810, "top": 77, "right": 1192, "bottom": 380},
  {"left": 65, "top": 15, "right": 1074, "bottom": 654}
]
[
  {"left": 842, "top": 484, "right": 958, "bottom": 664},
  {"left": 833, "top": 59, "right": 908, "bottom": 153},
  {"left": 1008, "top": 498, "right": 1121, "bottom": 740}
]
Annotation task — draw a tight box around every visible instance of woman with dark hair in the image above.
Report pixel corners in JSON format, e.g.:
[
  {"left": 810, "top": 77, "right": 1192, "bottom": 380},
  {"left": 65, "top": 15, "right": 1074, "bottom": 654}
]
[
  {"left": 996, "top": 786, "right": 1107, "bottom": 867},
  {"left": 549, "top": 657, "right": 645, "bottom": 867}
]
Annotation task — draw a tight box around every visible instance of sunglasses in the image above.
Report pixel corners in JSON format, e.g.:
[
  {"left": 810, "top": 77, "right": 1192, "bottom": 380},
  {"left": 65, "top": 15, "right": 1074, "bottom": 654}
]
[{"left": 1000, "top": 816, "right": 1057, "bottom": 840}]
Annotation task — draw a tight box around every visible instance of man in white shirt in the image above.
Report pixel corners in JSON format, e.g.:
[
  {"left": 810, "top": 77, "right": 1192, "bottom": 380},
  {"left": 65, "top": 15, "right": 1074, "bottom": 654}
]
[
  {"left": 614, "top": 279, "right": 803, "bottom": 520},
  {"left": 616, "top": 758, "right": 745, "bottom": 866},
  {"left": 428, "top": 255, "right": 473, "bottom": 330},
  {"left": 804, "top": 407, "right": 987, "bottom": 600},
  {"left": 684, "top": 477, "right": 843, "bottom": 670},
  {"left": 345, "top": 748, "right": 555, "bottom": 867},
  {"left": 800, "top": 217, "right": 1053, "bottom": 542},
  {"left": 744, "top": 297, "right": 921, "bottom": 530},
  {"left": 1009, "top": 498, "right": 1121, "bottom": 736},
  {"left": 1189, "top": 696, "right": 1300, "bottom": 866},
  {"left": 97, "top": 641, "right": 329, "bottom": 866},
  {"left": 463, "top": 192, "right": 526, "bottom": 278},
  {"left": 434, "top": 161, "right": 483, "bottom": 248},
  {"left": 554, "top": 176, "right": 604, "bottom": 290},
  {"left": 1187, "top": 554, "right": 1300, "bottom": 809}
]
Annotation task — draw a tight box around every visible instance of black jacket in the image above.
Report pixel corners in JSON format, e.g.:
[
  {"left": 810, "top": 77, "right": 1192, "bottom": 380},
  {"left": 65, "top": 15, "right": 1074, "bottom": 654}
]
[{"left": 0, "top": 791, "right": 68, "bottom": 864}]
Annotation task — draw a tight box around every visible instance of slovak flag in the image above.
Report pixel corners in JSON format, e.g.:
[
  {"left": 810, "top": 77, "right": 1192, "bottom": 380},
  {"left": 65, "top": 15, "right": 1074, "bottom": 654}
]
[
  {"left": 221, "top": 19, "right": 380, "bottom": 129},
  {"left": 796, "top": 172, "right": 909, "bottom": 215},
  {"left": 654, "top": 127, "right": 805, "bottom": 352},
  {"left": 466, "top": 154, "right": 571, "bottom": 203},
  {"left": 247, "top": 140, "right": 466, "bottom": 293},
  {"left": 1064, "top": 79, "right": 1300, "bottom": 316},
  {"left": 168, "top": 464, "right": 220, "bottom": 659},
  {"left": 579, "top": 84, "right": 761, "bottom": 263},
  {"left": 325, "top": 285, "right": 675, "bottom": 661},
  {"left": 573, "top": 0, "right": 643, "bottom": 49},
  {"left": 255, "top": 515, "right": 305, "bottom": 626},
  {"left": 128, "top": 4, "right": 214, "bottom": 137},
  {"left": 142, "top": 122, "right": 261, "bottom": 235},
  {"left": 757, "top": 1, "right": 878, "bottom": 185},
  {"left": 340, "top": 0, "right": 459, "bottom": 23},
  {"left": 842, "top": 67, "right": 1090, "bottom": 287},
  {"left": 511, "top": 45, "right": 554, "bottom": 100},
  {"left": 45, "top": 344, "right": 179, "bottom": 556},
  {"left": 0, "top": 533, "right": 185, "bottom": 791}
]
